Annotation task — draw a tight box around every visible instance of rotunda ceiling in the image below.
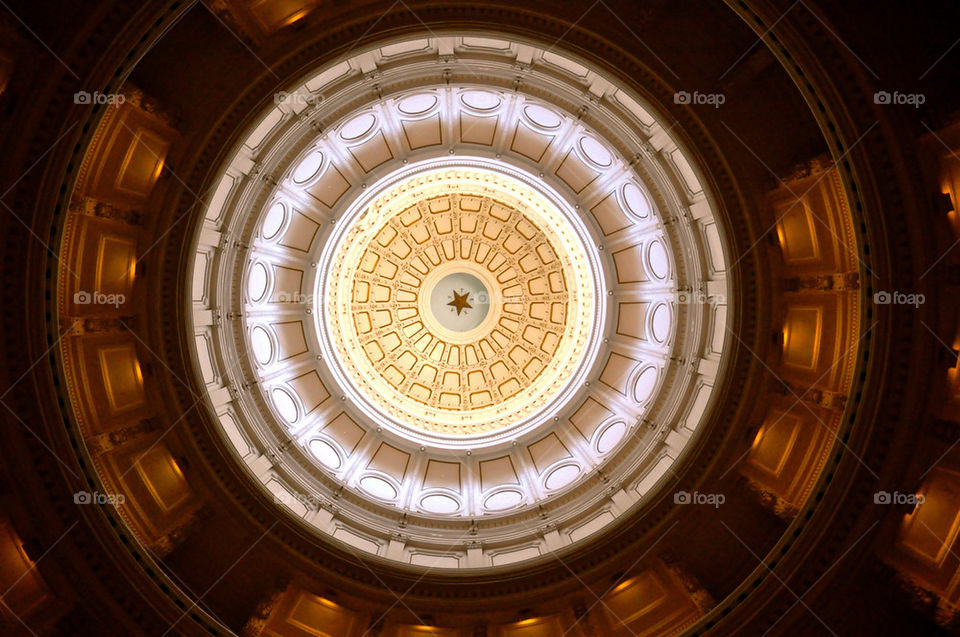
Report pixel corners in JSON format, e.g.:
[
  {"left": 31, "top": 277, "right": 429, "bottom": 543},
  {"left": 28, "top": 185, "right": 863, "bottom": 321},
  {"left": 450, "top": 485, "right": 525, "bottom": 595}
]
[
  {"left": 11, "top": 0, "right": 926, "bottom": 631},
  {"left": 190, "top": 34, "right": 731, "bottom": 569}
]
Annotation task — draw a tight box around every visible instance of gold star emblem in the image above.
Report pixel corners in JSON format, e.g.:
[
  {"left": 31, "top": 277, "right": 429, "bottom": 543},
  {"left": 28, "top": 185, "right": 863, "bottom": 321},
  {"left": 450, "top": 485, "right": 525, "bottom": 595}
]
[{"left": 447, "top": 290, "right": 472, "bottom": 315}]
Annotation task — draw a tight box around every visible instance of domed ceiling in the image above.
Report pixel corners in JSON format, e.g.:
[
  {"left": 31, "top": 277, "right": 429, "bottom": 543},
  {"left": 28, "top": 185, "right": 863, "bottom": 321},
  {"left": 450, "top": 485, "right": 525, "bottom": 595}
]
[
  {"left": 191, "top": 35, "right": 730, "bottom": 568},
  {"left": 321, "top": 163, "right": 600, "bottom": 441},
  {"left": 6, "top": 0, "right": 953, "bottom": 634}
]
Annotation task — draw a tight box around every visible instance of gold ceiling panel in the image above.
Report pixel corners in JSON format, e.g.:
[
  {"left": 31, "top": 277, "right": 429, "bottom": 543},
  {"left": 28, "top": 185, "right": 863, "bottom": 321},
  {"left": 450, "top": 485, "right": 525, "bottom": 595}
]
[
  {"left": 325, "top": 168, "right": 596, "bottom": 437},
  {"left": 352, "top": 193, "right": 564, "bottom": 409}
]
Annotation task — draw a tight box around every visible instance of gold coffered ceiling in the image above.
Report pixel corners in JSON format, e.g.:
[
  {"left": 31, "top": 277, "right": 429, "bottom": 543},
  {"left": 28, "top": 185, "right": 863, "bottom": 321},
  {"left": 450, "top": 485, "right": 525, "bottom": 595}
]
[{"left": 324, "top": 167, "right": 596, "bottom": 437}]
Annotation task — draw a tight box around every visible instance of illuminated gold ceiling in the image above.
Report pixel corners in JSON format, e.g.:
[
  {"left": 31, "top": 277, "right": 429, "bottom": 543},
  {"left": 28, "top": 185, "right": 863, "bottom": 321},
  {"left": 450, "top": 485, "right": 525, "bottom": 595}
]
[{"left": 324, "top": 167, "right": 596, "bottom": 437}]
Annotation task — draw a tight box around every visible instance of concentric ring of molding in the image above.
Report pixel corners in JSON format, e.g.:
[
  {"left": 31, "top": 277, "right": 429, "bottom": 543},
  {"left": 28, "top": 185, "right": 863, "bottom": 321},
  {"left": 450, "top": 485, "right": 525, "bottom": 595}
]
[{"left": 189, "top": 34, "right": 731, "bottom": 569}]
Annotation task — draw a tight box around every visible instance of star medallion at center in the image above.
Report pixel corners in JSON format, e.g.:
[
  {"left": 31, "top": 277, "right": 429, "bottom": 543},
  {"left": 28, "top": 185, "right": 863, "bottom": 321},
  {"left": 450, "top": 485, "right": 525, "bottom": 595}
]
[{"left": 447, "top": 290, "right": 472, "bottom": 315}]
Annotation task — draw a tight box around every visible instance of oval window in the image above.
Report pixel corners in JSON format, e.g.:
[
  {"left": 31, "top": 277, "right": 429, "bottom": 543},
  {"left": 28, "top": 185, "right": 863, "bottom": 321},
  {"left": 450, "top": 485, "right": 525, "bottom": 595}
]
[
  {"left": 261, "top": 202, "right": 286, "bottom": 239},
  {"left": 292, "top": 151, "right": 323, "bottom": 183},
  {"left": 544, "top": 464, "right": 581, "bottom": 490},
  {"left": 622, "top": 182, "right": 651, "bottom": 219},
  {"left": 461, "top": 90, "right": 501, "bottom": 111},
  {"left": 250, "top": 326, "right": 273, "bottom": 365},
  {"left": 360, "top": 476, "right": 398, "bottom": 500},
  {"left": 420, "top": 494, "right": 460, "bottom": 514},
  {"left": 524, "top": 104, "right": 563, "bottom": 129},
  {"left": 597, "top": 421, "right": 627, "bottom": 454},
  {"left": 340, "top": 113, "right": 376, "bottom": 140},
  {"left": 398, "top": 93, "right": 438, "bottom": 114},
  {"left": 484, "top": 490, "right": 523, "bottom": 511},
  {"left": 633, "top": 366, "right": 658, "bottom": 403},
  {"left": 248, "top": 262, "right": 269, "bottom": 302},
  {"left": 309, "top": 439, "right": 341, "bottom": 470},
  {"left": 272, "top": 388, "right": 298, "bottom": 423},
  {"left": 580, "top": 136, "right": 612, "bottom": 166},
  {"left": 651, "top": 303, "right": 671, "bottom": 343},
  {"left": 648, "top": 240, "right": 669, "bottom": 279}
]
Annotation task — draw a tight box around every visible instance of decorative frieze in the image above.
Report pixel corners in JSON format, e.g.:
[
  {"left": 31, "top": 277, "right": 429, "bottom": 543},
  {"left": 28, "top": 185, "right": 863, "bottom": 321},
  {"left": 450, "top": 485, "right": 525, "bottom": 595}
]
[
  {"left": 658, "top": 551, "right": 715, "bottom": 613},
  {"left": 736, "top": 475, "right": 799, "bottom": 521},
  {"left": 572, "top": 598, "right": 599, "bottom": 637},
  {"left": 783, "top": 271, "right": 859, "bottom": 292},
  {"left": 239, "top": 586, "right": 287, "bottom": 637},
  {"left": 85, "top": 418, "right": 158, "bottom": 455}
]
